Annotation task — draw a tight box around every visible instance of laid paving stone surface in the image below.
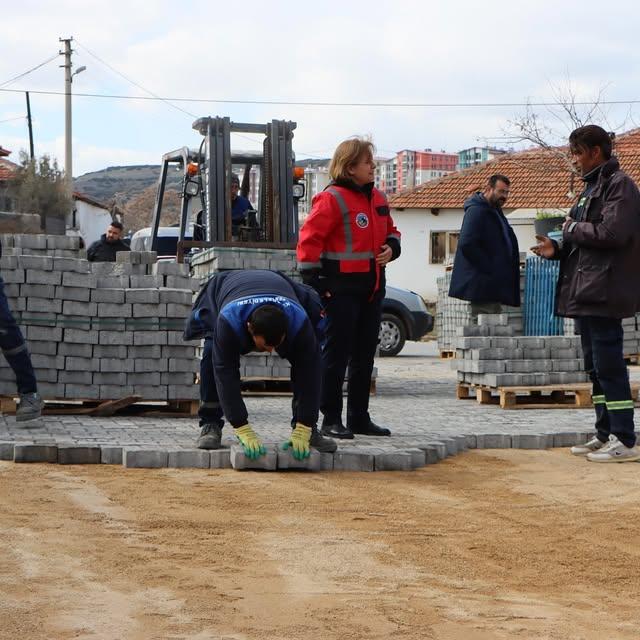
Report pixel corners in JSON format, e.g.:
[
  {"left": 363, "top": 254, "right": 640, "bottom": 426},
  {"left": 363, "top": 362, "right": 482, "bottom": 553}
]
[{"left": 0, "top": 352, "right": 630, "bottom": 471}]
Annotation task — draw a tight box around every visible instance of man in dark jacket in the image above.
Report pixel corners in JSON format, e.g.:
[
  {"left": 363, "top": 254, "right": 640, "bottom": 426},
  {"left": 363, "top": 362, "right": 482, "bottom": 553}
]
[
  {"left": 184, "top": 269, "right": 336, "bottom": 458},
  {"left": 449, "top": 174, "right": 520, "bottom": 317},
  {"left": 533, "top": 125, "right": 640, "bottom": 462},
  {"left": 87, "top": 221, "right": 130, "bottom": 262}
]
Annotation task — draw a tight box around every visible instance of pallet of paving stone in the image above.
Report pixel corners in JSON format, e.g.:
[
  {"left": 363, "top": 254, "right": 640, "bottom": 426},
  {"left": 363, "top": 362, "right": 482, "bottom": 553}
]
[
  {"left": 0, "top": 396, "right": 199, "bottom": 417},
  {"left": 239, "top": 377, "right": 377, "bottom": 397},
  {"left": 458, "top": 382, "right": 640, "bottom": 410}
]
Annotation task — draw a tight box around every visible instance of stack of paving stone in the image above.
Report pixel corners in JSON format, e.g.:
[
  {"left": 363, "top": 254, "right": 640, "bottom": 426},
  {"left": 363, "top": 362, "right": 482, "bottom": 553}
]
[
  {"left": 455, "top": 313, "right": 587, "bottom": 387},
  {"left": 436, "top": 270, "right": 524, "bottom": 353},
  {"left": 0, "top": 234, "right": 200, "bottom": 402}
]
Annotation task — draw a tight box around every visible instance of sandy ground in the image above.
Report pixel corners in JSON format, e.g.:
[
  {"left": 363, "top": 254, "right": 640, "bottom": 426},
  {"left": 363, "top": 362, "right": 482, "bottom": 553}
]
[{"left": 0, "top": 451, "right": 639, "bottom": 640}]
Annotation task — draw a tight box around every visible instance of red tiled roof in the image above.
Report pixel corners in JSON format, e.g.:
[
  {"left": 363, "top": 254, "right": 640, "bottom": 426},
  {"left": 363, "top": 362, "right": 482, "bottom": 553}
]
[
  {"left": 389, "top": 128, "right": 640, "bottom": 210},
  {"left": 0, "top": 158, "right": 18, "bottom": 182}
]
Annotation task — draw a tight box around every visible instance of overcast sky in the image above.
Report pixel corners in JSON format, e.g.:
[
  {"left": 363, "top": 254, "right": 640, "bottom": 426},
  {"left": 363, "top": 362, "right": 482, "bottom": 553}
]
[{"left": 1, "top": 0, "right": 639, "bottom": 176}]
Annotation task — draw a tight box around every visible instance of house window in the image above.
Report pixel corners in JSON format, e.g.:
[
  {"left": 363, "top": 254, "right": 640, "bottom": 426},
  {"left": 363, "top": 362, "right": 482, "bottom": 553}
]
[{"left": 430, "top": 231, "right": 459, "bottom": 264}]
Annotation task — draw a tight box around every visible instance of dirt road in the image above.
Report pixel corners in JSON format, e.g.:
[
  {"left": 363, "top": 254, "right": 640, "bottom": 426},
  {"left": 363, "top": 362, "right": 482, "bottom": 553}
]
[{"left": 1, "top": 450, "right": 638, "bottom": 639}]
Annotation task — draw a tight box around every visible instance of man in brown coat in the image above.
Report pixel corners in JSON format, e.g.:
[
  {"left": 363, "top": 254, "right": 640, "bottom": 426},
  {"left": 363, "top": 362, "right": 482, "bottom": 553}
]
[{"left": 534, "top": 125, "right": 640, "bottom": 462}]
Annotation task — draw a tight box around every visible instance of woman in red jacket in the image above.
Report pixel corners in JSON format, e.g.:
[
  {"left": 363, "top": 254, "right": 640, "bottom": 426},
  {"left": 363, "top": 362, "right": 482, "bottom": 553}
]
[{"left": 297, "top": 138, "right": 401, "bottom": 438}]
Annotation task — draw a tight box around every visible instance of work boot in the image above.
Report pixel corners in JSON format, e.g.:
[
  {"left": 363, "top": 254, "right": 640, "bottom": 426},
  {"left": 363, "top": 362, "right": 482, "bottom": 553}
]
[
  {"left": 586, "top": 435, "right": 640, "bottom": 463},
  {"left": 570, "top": 436, "right": 606, "bottom": 456},
  {"left": 15, "top": 392, "right": 44, "bottom": 422},
  {"left": 310, "top": 428, "right": 337, "bottom": 453},
  {"left": 197, "top": 423, "right": 223, "bottom": 450},
  {"left": 350, "top": 421, "right": 391, "bottom": 437},
  {"left": 321, "top": 420, "right": 354, "bottom": 440}
]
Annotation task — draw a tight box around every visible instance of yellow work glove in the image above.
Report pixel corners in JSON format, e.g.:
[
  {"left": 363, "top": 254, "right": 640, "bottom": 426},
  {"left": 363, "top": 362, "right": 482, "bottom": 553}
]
[
  {"left": 282, "top": 423, "right": 312, "bottom": 460},
  {"left": 234, "top": 424, "right": 266, "bottom": 459}
]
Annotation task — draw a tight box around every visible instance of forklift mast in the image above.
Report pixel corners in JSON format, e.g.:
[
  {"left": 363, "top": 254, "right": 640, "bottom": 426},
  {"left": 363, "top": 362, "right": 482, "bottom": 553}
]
[{"left": 149, "top": 117, "right": 300, "bottom": 256}]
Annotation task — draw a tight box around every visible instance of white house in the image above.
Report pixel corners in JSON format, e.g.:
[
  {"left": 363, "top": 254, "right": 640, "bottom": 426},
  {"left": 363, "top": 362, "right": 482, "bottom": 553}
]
[
  {"left": 383, "top": 134, "right": 640, "bottom": 301},
  {"left": 69, "top": 192, "right": 115, "bottom": 246}
]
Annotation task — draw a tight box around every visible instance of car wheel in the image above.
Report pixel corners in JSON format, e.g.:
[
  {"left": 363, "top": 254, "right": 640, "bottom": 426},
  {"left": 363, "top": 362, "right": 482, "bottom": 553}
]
[{"left": 378, "top": 313, "right": 407, "bottom": 357}]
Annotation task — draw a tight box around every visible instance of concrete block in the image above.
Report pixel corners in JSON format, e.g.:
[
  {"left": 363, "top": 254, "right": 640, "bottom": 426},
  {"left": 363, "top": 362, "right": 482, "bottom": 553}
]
[
  {"left": 130, "top": 274, "right": 163, "bottom": 288},
  {"left": 100, "top": 447, "right": 122, "bottom": 465},
  {"left": 53, "top": 257, "right": 90, "bottom": 272},
  {"left": 133, "top": 303, "right": 166, "bottom": 318},
  {"left": 18, "top": 255, "right": 53, "bottom": 270},
  {"left": 37, "top": 382, "right": 65, "bottom": 398},
  {"left": 167, "top": 384, "right": 198, "bottom": 399},
  {"left": 65, "top": 384, "right": 100, "bottom": 400},
  {"left": 554, "top": 348, "right": 578, "bottom": 359},
  {"left": 57, "top": 342, "right": 92, "bottom": 358},
  {"left": 490, "top": 337, "right": 519, "bottom": 348},
  {"left": 127, "top": 345, "right": 162, "bottom": 359},
  {"left": 20, "top": 283, "right": 55, "bottom": 299},
  {"left": 133, "top": 331, "right": 167, "bottom": 346},
  {"left": 168, "top": 358, "right": 197, "bottom": 373},
  {"left": 333, "top": 448, "right": 375, "bottom": 472},
  {"left": 465, "top": 434, "right": 478, "bottom": 449},
  {"left": 166, "top": 303, "right": 192, "bottom": 319},
  {"left": 374, "top": 451, "right": 414, "bottom": 471},
  {"left": 516, "top": 337, "right": 547, "bottom": 349},
  {"left": 167, "top": 449, "right": 211, "bottom": 469},
  {"left": 470, "top": 348, "right": 523, "bottom": 360},
  {"left": 511, "top": 434, "right": 553, "bottom": 449},
  {"left": 166, "top": 331, "right": 185, "bottom": 346},
  {"left": 116, "top": 251, "right": 139, "bottom": 264},
  {"left": 0, "top": 442, "right": 15, "bottom": 460},
  {"left": 133, "top": 358, "right": 168, "bottom": 373},
  {"left": 26, "top": 325, "right": 63, "bottom": 342},
  {"left": 93, "top": 372, "right": 127, "bottom": 385},
  {"left": 159, "top": 288, "right": 193, "bottom": 304},
  {"left": 2, "top": 269, "right": 25, "bottom": 284},
  {"left": 26, "top": 297, "right": 62, "bottom": 313},
  {"left": 552, "top": 432, "right": 587, "bottom": 448},
  {"left": 277, "top": 448, "right": 324, "bottom": 471},
  {"left": 100, "top": 358, "right": 133, "bottom": 373},
  {"left": 99, "top": 330, "right": 134, "bottom": 346},
  {"left": 523, "top": 348, "right": 551, "bottom": 359},
  {"left": 475, "top": 434, "right": 512, "bottom": 449},
  {"left": 64, "top": 328, "right": 99, "bottom": 344},
  {"left": 61, "top": 271, "right": 96, "bottom": 288},
  {"left": 139, "top": 251, "right": 158, "bottom": 265},
  {"left": 481, "top": 373, "right": 522, "bottom": 387},
  {"left": 15, "top": 234, "right": 47, "bottom": 249},
  {"left": 96, "top": 275, "right": 129, "bottom": 289},
  {"left": 545, "top": 337, "right": 574, "bottom": 349},
  {"left": 99, "top": 385, "right": 135, "bottom": 399},
  {"left": 152, "top": 261, "right": 189, "bottom": 276},
  {"left": 47, "top": 235, "right": 79, "bottom": 250},
  {"left": 28, "top": 340, "right": 58, "bottom": 356},
  {"left": 161, "top": 345, "right": 195, "bottom": 359},
  {"left": 133, "top": 385, "right": 167, "bottom": 400},
  {"left": 126, "top": 372, "right": 161, "bottom": 386},
  {"left": 125, "top": 288, "right": 159, "bottom": 304},
  {"left": 14, "top": 444, "right": 58, "bottom": 463},
  {"left": 3, "top": 282, "right": 20, "bottom": 297},
  {"left": 55, "top": 285, "right": 91, "bottom": 302},
  {"left": 477, "top": 313, "right": 509, "bottom": 326},
  {"left": 461, "top": 360, "right": 506, "bottom": 374},
  {"left": 93, "top": 344, "right": 128, "bottom": 358},
  {"left": 0, "top": 255, "right": 18, "bottom": 269},
  {"left": 230, "top": 444, "right": 278, "bottom": 470},
  {"left": 63, "top": 300, "right": 97, "bottom": 316},
  {"left": 492, "top": 326, "right": 515, "bottom": 336},
  {"left": 455, "top": 337, "right": 491, "bottom": 349},
  {"left": 165, "top": 275, "right": 194, "bottom": 290},
  {"left": 123, "top": 449, "right": 168, "bottom": 468},
  {"left": 59, "top": 370, "right": 90, "bottom": 384},
  {"left": 31, "top": 354, "right": 65, "bottom": 370},
  {"left": 551, "top": 359, "right": 583, "bottom": 372},
  {"left": 209, "top": 449, "right": 232, "bottom": 469},
  {"left": 458, "top": 325, "right": 491, "bottom": 337},
  {"left": 91, "top": 288, "right": 126, "bottom": 303},
  {"left": 57, "top": 445, "right": 101, "bottom": 464},
  {"left": 97, "top": 302, "right": 131, "bottom": 317},
  {"left": 127, "top": 318, "right": 160, "bottom": 331},
  {"left": 160, "top": 372, "right": 195, "bottom": 385}
]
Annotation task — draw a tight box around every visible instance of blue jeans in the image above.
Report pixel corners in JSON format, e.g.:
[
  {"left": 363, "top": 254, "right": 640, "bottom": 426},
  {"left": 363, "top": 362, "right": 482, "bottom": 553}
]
[
  {"left": 0, "top": 277, "right": 37, "bottom": 394},
  {"left": 577, "top": 316, "right": 636, "bottom": 448}
]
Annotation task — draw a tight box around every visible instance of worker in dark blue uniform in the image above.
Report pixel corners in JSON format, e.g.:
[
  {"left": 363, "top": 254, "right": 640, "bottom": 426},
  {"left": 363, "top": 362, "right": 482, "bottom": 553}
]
[{"left": 184, "top": 269, "right": 336, "bottom": 459}]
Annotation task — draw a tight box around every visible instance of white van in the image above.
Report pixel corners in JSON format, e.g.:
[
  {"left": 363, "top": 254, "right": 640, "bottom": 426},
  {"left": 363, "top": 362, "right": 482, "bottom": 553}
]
[{"left": 130, "top": 226, "right": 194, "bottom": 261}]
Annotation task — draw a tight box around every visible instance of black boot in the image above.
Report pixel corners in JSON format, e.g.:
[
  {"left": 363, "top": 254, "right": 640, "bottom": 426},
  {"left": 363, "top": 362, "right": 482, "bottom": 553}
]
[
  {"left": 310, "top": 428, "right": 338, "bottom": 453},
  {"left": 350, "top": 421, "right": 391, "bottom": 437},
  {"left": 321, "top": 420, "right": 354, "bottom": 439},
  {"left": 197, "top": 423, "right": 223, "bottom": 449}
]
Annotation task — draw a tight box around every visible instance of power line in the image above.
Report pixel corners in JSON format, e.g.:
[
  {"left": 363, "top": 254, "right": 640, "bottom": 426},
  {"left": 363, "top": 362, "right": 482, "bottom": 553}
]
[
  {"left": 2, "top": 86, "right": 640, "bottom": 109},
  {"left": 73, "top": 39, "right": 197, "bottom": 119},
  {"left": 0, "top": 54, "right": 59, "bottom": 89},
  {"left": 0, "top": 116, "right": 25, "bottom": 124}
]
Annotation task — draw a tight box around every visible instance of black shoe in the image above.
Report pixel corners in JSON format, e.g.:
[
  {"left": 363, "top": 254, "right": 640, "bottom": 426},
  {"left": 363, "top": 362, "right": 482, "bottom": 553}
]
[
  {"left": 350, "top": 421, "right": 391, "bottom": 437},
  {"left": 197, "top": 423, "right": 223, "bottom": 449},
  {"left": 321, "top": 422, "right": 354, "bottom": 439},
  {"left": 310, "top": 428, "right": 338, "bottom": 453}
]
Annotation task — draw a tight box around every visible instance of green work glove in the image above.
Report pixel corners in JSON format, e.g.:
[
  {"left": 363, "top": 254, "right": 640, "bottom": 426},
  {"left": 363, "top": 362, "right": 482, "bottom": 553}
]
[
  {"left": 282, "top": 423, "right": 312, "bottom": 460},
  {"left": 234, "top": 424, "right": 266, "bottom": 459}
]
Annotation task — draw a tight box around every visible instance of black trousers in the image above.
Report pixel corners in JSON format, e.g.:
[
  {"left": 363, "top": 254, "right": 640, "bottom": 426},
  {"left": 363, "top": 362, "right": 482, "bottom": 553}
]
[
  {"left": 577, "top": 316, "right": 636, "bottom": 448},
  {"left": 320, "top": 291, "right": 382, "bottom": 429}
]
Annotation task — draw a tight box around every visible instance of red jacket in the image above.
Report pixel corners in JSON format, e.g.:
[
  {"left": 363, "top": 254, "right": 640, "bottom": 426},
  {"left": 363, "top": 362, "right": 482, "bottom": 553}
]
[{"left": 297, "top": 181, "right": 401, "bottom": 296}]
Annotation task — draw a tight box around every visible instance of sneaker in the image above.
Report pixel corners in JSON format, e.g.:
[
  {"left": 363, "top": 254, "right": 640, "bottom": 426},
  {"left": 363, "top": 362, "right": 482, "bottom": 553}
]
[
  {"left": 310, "top": 428, "right": 337, "bottom": 453},
  {"left": 15, "top": 392, "right": 44, "bottom": 422},
  {"left": 571, "top": 436, "right": 606, "bottom": 456},
  {"left": 197, "top": 423, "right": 222, "bottom": 450},
  {"left": 586, "top": 435, "right": 640, "bottom": 463}
]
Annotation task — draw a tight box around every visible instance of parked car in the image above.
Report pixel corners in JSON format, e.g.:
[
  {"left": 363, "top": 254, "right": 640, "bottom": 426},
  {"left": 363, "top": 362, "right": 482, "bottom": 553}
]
[{"left": 379, "top": 285, "right": 434, "bottom": 357}]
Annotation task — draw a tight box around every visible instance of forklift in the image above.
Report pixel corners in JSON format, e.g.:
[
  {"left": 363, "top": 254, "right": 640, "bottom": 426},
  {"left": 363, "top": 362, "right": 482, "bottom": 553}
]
[{"left": 149, "top": 117, "right": 305, "bottom": 262}]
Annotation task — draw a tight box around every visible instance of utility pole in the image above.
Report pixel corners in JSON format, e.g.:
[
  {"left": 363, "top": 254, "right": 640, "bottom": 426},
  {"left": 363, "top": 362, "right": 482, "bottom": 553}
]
[
  {"left": 59, "top": 36, "right": 85, "bottom": 200},
  {"left": 25, "top": 92, "right": 34, "bottom": 161}
]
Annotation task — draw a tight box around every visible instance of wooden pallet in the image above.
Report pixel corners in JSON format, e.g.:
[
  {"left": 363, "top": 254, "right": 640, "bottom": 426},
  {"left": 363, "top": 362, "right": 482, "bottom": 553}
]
[
  {"left": 439, "top": 350, "right": 456, "bottom": 360},
  {"left": 456, "top": 382, "right": 640, "bottom": 410},
  {"left": 0, "top": 396, "right": 199, "bottom": 417}
]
